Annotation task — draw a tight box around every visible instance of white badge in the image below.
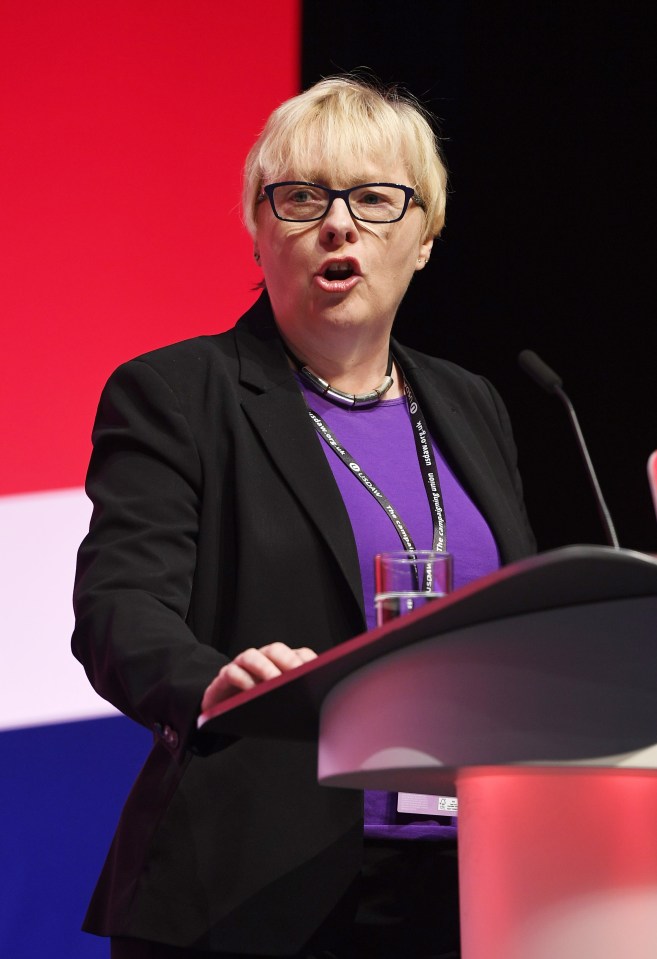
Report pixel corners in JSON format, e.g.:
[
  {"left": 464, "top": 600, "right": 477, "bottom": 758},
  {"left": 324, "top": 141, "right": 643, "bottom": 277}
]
[{"left": 397, "top": 792, "right": 458, "bottom": 816}]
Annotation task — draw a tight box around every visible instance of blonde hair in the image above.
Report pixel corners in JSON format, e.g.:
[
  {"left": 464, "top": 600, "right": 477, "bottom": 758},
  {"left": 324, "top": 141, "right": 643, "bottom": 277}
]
[{"left": 243, "top": 76, "right": 447, "bottom": 242}]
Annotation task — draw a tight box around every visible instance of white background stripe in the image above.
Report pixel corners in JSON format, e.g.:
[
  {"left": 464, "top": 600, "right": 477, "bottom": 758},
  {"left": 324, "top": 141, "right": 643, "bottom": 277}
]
[{"left": 0, "top": 487, "right": 119, "bottom": 731}]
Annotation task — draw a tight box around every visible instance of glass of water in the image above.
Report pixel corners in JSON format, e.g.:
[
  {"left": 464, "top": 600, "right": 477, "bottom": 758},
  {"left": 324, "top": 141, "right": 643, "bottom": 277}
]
[{"left": 374, "top": 550, "right": 453, "bottom": 627}]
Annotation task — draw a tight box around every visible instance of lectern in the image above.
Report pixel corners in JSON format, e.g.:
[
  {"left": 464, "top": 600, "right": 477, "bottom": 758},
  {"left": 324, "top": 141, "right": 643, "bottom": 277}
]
[{"left": 200, "top": 546, "right": 657, "bottom": 959}]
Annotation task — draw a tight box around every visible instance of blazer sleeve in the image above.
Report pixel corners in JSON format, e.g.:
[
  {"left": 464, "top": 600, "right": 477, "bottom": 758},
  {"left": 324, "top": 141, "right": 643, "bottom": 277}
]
[{"left": 71, "top": 358, "right": 226, "bottom": 758}]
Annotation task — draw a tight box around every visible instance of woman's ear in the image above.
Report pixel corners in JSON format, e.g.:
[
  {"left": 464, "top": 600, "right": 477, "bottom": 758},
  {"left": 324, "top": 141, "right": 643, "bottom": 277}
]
[{"left": 415, "top": 237, "right": 434, "bottom": 270}]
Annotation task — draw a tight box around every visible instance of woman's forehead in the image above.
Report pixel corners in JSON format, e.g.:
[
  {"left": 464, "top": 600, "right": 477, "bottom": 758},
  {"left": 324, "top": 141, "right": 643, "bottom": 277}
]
[{"left": 274, "top": 156, "right": 412, "bottom": 189}]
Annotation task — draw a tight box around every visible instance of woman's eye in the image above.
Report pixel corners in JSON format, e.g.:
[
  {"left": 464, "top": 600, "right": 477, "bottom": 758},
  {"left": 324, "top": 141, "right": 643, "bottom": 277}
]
[
  {"left": 361, "top": 192, "right": 382, "bottom": 205},
  {"left": 285, "top": 187, "right": 325, "bottom": 204}
]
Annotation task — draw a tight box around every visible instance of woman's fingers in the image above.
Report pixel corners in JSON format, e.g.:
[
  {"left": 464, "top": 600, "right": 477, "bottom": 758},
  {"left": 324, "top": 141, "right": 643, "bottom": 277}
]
[
  {"left": 256, "top": 642, "right": 318, "bottom": 671},
  {"left": 201, "top": 643, "right": 318, "bottom": 711}
]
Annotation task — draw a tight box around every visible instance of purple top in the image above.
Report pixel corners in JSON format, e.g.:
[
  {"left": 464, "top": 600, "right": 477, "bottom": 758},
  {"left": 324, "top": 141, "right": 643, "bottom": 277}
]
[{"left": 297, "top": 375, "right": 500, "bottom": 840}]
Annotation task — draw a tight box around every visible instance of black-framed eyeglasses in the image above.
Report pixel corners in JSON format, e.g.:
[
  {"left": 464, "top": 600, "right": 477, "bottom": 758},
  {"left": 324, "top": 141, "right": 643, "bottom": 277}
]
[{"left": 258, "top": 181, "right": 425, "bottom": 224}]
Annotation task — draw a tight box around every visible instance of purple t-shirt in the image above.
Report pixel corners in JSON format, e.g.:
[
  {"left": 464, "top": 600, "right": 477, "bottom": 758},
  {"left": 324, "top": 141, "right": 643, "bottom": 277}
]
[{"left": 297, "top": 375, "right": 500, "bottom": 840}]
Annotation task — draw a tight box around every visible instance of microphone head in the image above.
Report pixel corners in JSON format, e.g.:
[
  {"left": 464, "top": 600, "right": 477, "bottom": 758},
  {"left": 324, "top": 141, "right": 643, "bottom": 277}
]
[
  {"left": 518, "top": 349, "right": 563, "bottom": 394},
  {"left": 648, "top": 451, "right": 657, "bottom": 522}
]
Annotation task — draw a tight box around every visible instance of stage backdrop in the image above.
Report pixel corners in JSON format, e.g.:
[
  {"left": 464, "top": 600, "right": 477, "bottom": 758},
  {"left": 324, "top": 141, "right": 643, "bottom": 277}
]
[{"left": 0, "top": 2, "right": 299, "bottom": 956}]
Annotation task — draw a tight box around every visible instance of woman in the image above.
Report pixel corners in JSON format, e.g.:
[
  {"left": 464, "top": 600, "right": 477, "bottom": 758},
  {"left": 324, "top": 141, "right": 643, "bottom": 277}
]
[{"left": 73, "top": 77, "right": 535, "bottom": 959}]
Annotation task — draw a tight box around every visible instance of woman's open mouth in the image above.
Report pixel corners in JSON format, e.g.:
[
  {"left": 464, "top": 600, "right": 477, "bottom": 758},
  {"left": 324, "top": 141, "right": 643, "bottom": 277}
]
[
  {"left": 324, "top": 262, "right": 354, "bottom": 280},
  {"left": 315, "top": 259, "right": 361, "bottom": 292}
]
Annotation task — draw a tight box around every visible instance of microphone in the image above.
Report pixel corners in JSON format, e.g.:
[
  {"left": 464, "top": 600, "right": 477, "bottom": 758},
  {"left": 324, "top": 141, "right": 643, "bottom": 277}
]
[{"left": 518, "top": 349, "right": 620, "bottom": 549}]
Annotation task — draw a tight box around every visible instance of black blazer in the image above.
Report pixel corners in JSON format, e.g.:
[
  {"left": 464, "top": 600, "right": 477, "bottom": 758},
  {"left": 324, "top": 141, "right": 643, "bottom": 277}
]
[{"left": 72, "top": 292, "right": 535, "bottom": 952}]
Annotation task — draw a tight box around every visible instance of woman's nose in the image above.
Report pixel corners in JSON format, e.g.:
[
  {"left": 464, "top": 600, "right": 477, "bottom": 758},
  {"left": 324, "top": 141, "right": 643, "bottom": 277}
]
[{"left": 319, "top": 197, "right": 358, "bottom": 244}]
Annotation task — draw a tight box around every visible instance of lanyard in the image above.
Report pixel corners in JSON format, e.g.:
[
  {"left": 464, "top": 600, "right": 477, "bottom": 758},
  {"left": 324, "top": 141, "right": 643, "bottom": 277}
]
[
  {"left": 402, "top": 377, "right": 447, "bottom": 552},
  {"left": 306, "top": 370, "right": 448, "bottom": 588}
]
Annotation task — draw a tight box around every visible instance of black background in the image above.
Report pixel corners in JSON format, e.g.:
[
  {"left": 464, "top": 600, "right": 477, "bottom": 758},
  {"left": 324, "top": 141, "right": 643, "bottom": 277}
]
[{"left": 302, "top": 1, "right": 656, "bottom": 553}]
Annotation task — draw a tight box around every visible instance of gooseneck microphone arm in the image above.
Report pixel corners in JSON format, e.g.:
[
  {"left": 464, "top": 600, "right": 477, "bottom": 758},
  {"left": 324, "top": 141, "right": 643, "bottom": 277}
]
[{"left": 518, "top": 349, "right": 620, "bottom": 549}]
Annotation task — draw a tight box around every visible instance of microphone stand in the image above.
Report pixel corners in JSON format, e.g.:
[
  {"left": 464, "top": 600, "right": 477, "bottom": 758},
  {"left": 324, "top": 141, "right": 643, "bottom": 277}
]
[{"left": 519, "top": 349, "right": 620, "bottom": 550}]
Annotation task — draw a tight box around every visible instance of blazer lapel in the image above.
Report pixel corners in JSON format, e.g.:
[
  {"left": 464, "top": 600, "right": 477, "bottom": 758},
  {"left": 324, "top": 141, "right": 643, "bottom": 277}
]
[{"left": 235, "top": 296, "right": 366, "bottom": 623}]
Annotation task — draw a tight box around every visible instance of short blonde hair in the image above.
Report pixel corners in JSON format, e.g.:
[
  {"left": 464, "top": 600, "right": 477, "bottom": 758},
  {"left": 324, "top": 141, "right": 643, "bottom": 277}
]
[{"left": 243, "top": 76, "right": 447, "bottom": 242}]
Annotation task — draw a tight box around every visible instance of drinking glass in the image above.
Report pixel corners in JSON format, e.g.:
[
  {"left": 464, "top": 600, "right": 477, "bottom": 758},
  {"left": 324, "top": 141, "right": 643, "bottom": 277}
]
[{"left": 374, "top": 550, "right": 453, "bottom": 627}]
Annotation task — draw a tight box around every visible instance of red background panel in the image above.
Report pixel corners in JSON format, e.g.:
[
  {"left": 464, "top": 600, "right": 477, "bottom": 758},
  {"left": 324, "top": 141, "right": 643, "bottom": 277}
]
[{"left": 0, "top": 0, "right": 299, "bottom": 495}]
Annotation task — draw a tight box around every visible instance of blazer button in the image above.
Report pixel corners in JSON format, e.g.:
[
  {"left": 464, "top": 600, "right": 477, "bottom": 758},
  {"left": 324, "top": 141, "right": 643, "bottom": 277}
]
[{"left": 162, "top": 725, "right": 179, "bottom": 749}]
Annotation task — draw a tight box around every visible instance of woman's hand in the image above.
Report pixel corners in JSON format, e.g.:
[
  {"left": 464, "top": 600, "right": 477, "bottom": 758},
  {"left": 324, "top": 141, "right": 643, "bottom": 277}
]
[{"left": 200, "top": 642, "right": 318, "bottom": 712}]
